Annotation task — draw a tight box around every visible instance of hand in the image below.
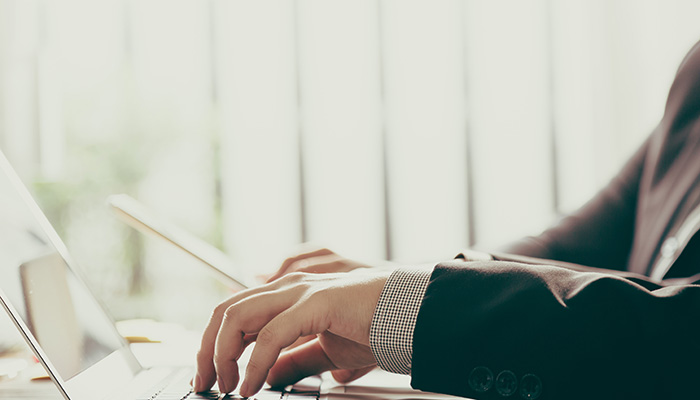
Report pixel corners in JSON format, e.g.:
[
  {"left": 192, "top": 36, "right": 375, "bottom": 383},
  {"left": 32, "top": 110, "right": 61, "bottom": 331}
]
[
  {"left": 263, "top": 247, "right": 379, "bottom": 385},
  {"left": 266, "top": 247, "right": 371, "bottom": 283},
  {"left": 193, "top": 270, "right": 390, "bottom": 397}
]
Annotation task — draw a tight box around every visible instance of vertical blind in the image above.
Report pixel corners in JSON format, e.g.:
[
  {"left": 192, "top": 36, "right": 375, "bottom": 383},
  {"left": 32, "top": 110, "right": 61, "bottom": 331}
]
[{"left": 2, "top": 0, "right": 700, "bottom": 279}]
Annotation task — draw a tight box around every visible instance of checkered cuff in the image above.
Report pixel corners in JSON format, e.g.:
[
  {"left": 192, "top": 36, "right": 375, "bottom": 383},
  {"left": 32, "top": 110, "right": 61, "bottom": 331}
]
[{"left": 369, "top": 265, "right": 433, "bottom": 375}]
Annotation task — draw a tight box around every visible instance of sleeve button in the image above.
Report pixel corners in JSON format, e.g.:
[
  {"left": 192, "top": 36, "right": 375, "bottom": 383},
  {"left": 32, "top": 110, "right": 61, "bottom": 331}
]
[
  {"left": 468, "top": 366, "right": 494, "bottom": 393},
  {"left": 495, "top": 370, "right": 518, "bottom": 397},
  {"left": 519, "top": 374, "right": 542, "bottom": 399}
]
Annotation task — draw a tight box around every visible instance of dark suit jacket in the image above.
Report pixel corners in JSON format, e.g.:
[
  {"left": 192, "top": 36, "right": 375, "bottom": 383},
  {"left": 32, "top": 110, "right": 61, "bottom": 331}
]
[{"left": 410, "top": 41, "right": 700, "bottom": 399}]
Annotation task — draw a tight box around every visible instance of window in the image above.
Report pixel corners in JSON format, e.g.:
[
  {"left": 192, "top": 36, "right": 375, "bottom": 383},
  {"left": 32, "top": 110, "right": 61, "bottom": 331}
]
[{"left": 1, "top": 0, "right": 699, "bottom": 328}]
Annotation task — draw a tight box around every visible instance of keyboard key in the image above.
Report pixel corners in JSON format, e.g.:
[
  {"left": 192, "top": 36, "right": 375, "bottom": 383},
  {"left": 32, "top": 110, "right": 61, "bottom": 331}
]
[
  {"left": 254, "top": 392, "right": 285, "bottom": 400},
  {"left": 283, "top": 393, "right": 319, "bottom": 400},
  {"left": 290, "top": 376, "right": 322, "bottom": 394},
  {"left": 187, "top": 394, "right": 221, "bottom": 399}
]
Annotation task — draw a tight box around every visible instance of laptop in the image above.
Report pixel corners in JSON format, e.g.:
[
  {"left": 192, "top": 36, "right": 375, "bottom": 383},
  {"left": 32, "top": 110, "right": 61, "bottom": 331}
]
[
  {"left": 0, "top": 151, "right": 317, "bottom": 400},
  {"left": 0, "top": 150, "right": 459, "bottom": 400}
]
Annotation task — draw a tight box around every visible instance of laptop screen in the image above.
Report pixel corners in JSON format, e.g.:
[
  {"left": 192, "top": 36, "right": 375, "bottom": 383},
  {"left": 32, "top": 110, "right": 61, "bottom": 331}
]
[{"left": 0, "top": 156, "right": 126, "bottom": 382}]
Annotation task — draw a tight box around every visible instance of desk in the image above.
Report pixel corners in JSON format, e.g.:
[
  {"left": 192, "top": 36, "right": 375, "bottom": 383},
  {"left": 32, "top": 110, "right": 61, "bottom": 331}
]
[
  {"left": 0, "top": 350, "right": 62, "bottom": 399},
  {"left": 0, "top": 379, "right": 62, "bottom": 399},
  {"left": 0, "top": 323, "right": 463, "bottom": 400},
  {"left": 0, "top": 320, "right": 200, "bottom": 400}
]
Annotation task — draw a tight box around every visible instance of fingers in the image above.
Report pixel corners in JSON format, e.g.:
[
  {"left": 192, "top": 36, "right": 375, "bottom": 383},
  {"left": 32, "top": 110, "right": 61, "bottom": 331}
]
[
  {"left": 210, "top": 275, "right": 329, "bottom": 394},
  {"left": 194, "top": 280, "right": 292, "bottom": 392},
  {"left": 197, "top": 270, "right": 388, "bottom": 397},
  {"left": 266, "top": 339, "right": 336, "bottom": 388},
  {"left": 260, "top": 331, "right": 378, "bottom": 393},
  {"left": 213, "top": 289, "right": 304, "bottom": 394},
  {"left": 195, "top": 300, "right": 241, "bottom": 392},
  {"left": 267, "top": 248, "right": 334, "bottom": 282},
  {"left": 239, "top": 302, "right": 328, "bottom": 397},
  {"left": 288, "top": 334, "right": 316, "bottom": 350}
]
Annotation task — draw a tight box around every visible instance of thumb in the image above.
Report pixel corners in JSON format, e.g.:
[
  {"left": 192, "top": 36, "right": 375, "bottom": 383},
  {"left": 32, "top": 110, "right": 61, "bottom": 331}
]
[{"left": 267, "top": 339, "right": 336, "bottom": 388}]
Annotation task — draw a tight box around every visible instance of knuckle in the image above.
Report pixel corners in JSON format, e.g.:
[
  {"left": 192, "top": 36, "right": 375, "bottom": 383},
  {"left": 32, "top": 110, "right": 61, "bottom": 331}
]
[
  {"left": 196, "top": 349, "right": 210, "bottom": 364},
  {"left": 212, "top": 350, "right": 226, "bottom": 366},
  {"left": 290, "top": 259, "right": 311, "bottom": 272},
  {"left": 288, "top": 271, "right": 306, "bottom": 280},
  {"left": 222, "top": 303, "right": 241, "bottom": 323},
  {"left": 212, "top": 301, "right": 231, "bottom": 319},
  {"left": 282, "top": 256, "right": 297, "bottom": 267},
  {"left": 245, "top": 358, "right": 263, "bottom": 375},
  {"left": 210, "top": 308, "right": 222, "bottom": 322},
  {"left": 256, "top": 327, "right": 277, "bottom": 347},
  {"left": 296, "top": 265, "right": 313, "bottom": 274},
  {"left": 281, "top": 271, "right": 307, "bottom": 284}
]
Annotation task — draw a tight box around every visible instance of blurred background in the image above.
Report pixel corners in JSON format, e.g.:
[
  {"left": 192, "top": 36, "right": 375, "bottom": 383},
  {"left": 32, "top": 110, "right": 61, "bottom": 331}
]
[{"left": 1, "top": 0, "right": 700, "bottom": 334}]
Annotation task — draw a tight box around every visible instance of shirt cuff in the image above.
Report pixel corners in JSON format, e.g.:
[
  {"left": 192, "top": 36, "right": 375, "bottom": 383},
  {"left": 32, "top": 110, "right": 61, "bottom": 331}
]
[{"left": 369, "top": 265, "right": 433, "bottom": 375}]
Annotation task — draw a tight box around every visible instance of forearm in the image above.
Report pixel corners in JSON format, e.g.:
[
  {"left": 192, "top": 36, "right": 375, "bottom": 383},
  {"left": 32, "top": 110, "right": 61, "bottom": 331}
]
[
  {"left": 499, "top": 135, "right": 651, "bottom": 270},
  {"left": 409, "top": 260, "right": 700, "bottom": 400}
]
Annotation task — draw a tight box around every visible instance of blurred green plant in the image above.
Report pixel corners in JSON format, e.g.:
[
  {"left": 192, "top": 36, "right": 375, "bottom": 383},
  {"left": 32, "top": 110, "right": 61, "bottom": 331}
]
[
  {"left": 32, "top": 133, "right": 157, "bottom": 296},
  {"left": 25, "top": 61, "right": 223, "bottom": 326}
]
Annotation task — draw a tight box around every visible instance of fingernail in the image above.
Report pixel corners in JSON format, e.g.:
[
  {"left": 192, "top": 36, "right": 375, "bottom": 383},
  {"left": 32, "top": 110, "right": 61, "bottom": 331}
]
[
  {"left": 240, "top": 381, "right": 249, "bottom": 397},
  {"left": 193, "top": 373, "right": 201, "bottom": 391},
  {"left": 217, "top": 377, "right": 227, "bottom": 394}
]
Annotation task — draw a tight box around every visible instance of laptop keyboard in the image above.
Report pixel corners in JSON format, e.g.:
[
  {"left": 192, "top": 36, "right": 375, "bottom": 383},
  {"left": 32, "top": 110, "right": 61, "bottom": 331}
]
[{"left": 140, "top": 368, "right": 321, "bottom": 400}]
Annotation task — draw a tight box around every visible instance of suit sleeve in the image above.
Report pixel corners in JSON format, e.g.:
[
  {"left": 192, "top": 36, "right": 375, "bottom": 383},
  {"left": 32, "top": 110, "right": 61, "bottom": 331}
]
[
  {"left": 410, "top": 260, "right": 700, "bottom": 400},
  {"left": 500, "top": 135, "right": 651, "bottom": 271}
]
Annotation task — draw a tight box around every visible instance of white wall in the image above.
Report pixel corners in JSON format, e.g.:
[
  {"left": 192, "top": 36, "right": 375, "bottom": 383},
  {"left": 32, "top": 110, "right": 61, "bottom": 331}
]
[{"left": 2, "top": 0, "right": 700, "bottom": 325}]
